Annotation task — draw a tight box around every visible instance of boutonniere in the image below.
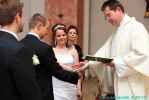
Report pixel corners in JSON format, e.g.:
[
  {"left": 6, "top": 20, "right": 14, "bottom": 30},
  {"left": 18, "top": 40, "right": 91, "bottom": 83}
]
[{"left": 32, "top": 54, "right": 40, "bottom": 65}]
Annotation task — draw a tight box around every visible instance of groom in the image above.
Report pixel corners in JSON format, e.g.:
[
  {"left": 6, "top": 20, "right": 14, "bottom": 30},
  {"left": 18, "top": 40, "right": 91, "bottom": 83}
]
[{"left": 21, "top": 13, "right": 80, "bottom": 100}]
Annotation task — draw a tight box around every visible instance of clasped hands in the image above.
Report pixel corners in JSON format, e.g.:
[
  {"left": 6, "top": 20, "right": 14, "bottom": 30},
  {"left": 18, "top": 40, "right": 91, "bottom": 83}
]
[{"left": 73, "top": 60, "right": 114, "bottom": 73}]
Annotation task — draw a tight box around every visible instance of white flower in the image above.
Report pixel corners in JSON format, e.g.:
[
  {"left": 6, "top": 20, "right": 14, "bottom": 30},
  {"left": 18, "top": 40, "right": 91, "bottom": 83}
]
[{"left": 32, "top": 54, "right": 40, "bottom": 65}]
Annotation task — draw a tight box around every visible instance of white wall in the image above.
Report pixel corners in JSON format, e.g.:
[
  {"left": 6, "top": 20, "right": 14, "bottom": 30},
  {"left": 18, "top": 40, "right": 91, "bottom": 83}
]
[
  {"left": 84, "top": 0, "right": 149, "bottom": 54},
  {"left": 19, "top": 0, "right": 44, "bottom": 38},
  {"left": 89, "top": 0, "right": 115, "bottom": 54},
  {"left": 83, "top": 0, "right": 90, "bottom": 55},
  {"left": 121, "top": 0, "right": 149, "bottom": 29}
]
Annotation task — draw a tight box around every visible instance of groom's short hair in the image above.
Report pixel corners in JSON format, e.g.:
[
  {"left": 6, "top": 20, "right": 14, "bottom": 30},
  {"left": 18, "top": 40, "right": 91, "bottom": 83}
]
[{"left": 29, "top": 13, "right": 47, "bottom": 30}]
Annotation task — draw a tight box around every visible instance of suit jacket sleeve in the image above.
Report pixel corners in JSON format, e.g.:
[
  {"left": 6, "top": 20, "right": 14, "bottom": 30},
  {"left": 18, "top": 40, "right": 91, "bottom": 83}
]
[
  {"left": 10, "top": 46, "right": 42, "bottom": 100},
  {"left": 46, "top": 46, "right": 79, "bottom": 84}
]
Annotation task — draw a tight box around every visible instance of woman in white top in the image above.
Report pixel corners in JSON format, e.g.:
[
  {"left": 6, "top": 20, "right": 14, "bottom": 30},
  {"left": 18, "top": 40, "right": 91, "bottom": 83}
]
[{"left": 51, "top": 23, "right": 81, "bottom": 100}]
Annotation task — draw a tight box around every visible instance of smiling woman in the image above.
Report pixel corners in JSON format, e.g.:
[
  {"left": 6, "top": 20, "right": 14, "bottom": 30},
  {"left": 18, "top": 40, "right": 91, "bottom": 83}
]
[{"left": 51, "top": 23, "right": 81, "bottom": 100}]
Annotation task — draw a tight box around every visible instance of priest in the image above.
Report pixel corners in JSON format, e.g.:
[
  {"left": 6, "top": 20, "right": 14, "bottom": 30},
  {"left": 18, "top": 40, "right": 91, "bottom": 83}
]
[{"left": 81, "top": 0, "right": 149, "bottom": 100}]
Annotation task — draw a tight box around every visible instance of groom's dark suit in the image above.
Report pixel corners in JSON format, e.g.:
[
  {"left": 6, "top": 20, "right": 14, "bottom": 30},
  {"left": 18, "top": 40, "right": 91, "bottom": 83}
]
[
  {"left": 21, "top": 34, "right": 79, "bottom": 100},
  {"left": 0, "top": 31, "right": 42, "bottom": 100}
]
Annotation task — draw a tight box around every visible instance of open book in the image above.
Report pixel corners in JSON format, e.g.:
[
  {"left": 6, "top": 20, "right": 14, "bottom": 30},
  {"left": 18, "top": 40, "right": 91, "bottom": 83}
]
[{"left": 83, "top": 55, "right": 113, "bottom": 63}]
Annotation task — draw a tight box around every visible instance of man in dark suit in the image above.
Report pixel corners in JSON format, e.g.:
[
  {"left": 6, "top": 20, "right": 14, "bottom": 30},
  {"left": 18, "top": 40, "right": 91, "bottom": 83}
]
[
  {"left": 0, "top": 0, "right": 42, "bottom": 100},
  {"left": 21, "top": 13, "right": 79, "bottom": 100}
]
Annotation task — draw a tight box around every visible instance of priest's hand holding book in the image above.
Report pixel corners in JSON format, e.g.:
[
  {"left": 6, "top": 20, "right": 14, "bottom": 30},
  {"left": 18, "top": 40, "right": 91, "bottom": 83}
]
[{"left": 74, "top": 55, "right": 114, "bottom": 72}]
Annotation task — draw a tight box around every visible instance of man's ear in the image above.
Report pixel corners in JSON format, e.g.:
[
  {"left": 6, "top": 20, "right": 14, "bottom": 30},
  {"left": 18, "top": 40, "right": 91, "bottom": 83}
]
[
  {"left": 15, "top": 13, "right": 21, "bottom": 24},
  {"left": 36, "top": 23, "right": 42, "bottom": 31}
]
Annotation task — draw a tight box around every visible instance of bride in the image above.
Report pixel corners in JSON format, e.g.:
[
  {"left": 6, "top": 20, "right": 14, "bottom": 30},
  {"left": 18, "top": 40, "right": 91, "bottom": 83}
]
[{"left": 51, "top": 23, "right": 81, "bottom": 100}]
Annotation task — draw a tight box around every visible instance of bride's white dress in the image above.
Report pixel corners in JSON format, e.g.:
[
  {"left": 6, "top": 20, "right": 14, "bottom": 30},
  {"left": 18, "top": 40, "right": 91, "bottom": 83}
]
[{"left": 52, "top": 50, "right": 77, "bottom": 100}]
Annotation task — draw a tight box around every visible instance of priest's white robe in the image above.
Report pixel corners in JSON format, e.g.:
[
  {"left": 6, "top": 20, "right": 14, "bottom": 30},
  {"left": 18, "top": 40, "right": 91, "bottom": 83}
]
[{"left": 84, "top": 14, "right": 149, "bottom": 100}]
